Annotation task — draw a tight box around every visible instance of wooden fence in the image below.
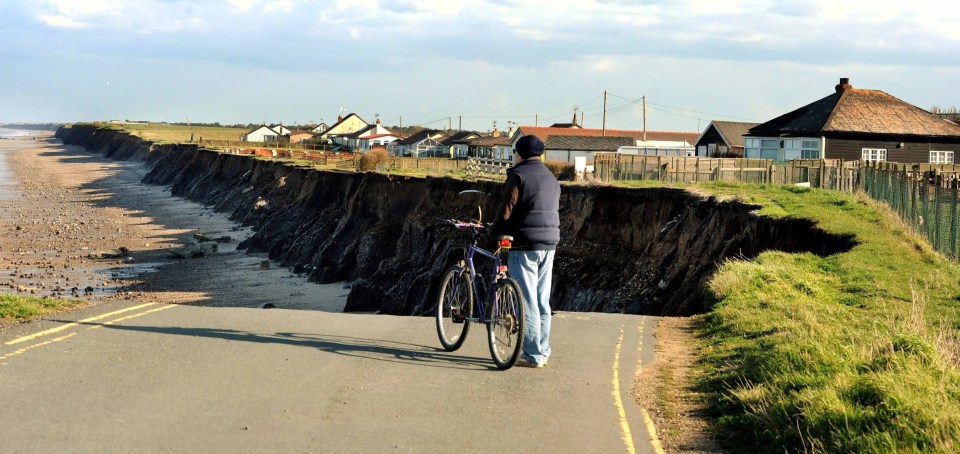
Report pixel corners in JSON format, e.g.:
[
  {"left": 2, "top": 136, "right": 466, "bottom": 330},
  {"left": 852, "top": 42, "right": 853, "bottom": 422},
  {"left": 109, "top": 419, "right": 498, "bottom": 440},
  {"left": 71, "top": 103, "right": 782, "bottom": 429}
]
[{"left": 593, "top": 153, "right": 862, "bottom": 191}]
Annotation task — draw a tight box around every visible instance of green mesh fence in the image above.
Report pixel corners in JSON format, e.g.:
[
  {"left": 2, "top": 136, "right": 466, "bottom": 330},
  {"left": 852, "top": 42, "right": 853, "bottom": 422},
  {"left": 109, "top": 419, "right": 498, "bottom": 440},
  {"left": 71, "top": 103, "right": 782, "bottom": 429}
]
[{"left": 862, "top": 165, "right": 960, "bottom": 261}]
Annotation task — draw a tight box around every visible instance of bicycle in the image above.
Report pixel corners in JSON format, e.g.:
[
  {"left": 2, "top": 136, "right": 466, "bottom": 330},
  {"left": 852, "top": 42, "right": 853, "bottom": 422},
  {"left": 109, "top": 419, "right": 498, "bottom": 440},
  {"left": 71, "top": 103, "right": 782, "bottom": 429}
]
[{"left": 434, "top": 203, "right": 525, "bottom": 370}]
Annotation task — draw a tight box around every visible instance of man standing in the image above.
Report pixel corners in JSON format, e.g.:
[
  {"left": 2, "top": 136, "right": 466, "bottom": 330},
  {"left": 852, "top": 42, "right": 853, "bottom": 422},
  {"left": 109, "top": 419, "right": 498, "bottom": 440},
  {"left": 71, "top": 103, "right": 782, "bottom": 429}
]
[{"left": 490, "top": 135, "right": 560, "bottom": 368}]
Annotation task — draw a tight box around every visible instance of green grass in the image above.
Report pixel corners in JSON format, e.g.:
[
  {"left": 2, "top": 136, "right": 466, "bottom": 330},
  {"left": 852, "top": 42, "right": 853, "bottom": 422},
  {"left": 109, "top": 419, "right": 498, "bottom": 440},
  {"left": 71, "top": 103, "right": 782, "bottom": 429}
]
[
  {"left": 0, "top": 293, "right": 85, "bottom": 321},
  {"left": 96, "top": 123, "right": 249, "bottom": 144},
  {"left": 678, "top": 181, "right": 960, "bottom": 453}
]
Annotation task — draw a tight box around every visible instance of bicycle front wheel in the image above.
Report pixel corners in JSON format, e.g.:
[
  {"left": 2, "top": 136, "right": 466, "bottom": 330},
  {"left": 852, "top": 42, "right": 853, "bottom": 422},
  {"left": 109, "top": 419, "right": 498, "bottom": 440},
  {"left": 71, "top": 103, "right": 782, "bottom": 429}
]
[
  {"left": 436, "top": 265, "right": 473, "bottom": 351},
  {"left": 487, "top": 278, "right": 525, "bottom": 370}
]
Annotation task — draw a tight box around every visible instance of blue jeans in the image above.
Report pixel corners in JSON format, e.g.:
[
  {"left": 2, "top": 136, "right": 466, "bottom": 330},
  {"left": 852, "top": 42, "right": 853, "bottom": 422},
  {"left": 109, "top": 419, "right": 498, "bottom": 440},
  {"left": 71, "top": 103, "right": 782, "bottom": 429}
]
[{"left": 508, "top": 250, "right": 555, "bottom": 366}]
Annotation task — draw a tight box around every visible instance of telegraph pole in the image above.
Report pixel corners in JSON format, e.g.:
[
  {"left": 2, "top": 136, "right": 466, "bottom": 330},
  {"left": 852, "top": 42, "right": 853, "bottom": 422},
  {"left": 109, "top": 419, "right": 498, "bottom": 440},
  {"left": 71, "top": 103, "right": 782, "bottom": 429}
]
[
  {"left": 602, "top": 90, "right": 607, "bottom": 136},
  {"left": 459, "top": 115, "right": 462, "bottom": 131},
  {"left": 642, "top": 95, "right": 647, "bottom": 142}
]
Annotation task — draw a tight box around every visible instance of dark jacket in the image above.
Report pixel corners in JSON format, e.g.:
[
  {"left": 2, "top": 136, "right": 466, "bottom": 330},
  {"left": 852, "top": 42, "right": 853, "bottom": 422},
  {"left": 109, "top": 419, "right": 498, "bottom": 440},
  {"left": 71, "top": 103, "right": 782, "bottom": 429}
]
[{"left": 490, "top": 158, "right": 561, "bottom": 250}]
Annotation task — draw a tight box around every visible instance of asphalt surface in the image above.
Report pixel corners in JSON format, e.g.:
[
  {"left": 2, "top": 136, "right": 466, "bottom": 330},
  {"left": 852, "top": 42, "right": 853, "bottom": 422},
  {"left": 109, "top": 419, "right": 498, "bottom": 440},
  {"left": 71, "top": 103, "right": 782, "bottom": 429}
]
[{"left": 1, "top": 302, "right": 662, "bottom": 453}]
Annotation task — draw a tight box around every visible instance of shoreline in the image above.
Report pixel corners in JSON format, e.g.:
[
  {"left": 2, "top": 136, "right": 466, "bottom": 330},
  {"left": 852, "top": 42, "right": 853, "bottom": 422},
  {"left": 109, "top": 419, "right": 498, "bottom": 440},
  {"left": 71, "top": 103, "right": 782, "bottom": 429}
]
[{"left": 0, "top": 135, "right": 346, "bottom": 319}]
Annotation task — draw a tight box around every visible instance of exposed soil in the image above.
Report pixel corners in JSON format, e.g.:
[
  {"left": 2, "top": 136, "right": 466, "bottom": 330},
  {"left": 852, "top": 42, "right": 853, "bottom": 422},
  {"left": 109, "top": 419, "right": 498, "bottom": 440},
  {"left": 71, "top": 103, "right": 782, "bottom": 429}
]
[
  {"left": 633, "top": 317, "right": 722, "bottom": 453},
  {"left": 0, "top": 134, "right": 347, "bottom": 320},
  {"left": 56, "top": 124, "right": 855, "bottom": 317}
]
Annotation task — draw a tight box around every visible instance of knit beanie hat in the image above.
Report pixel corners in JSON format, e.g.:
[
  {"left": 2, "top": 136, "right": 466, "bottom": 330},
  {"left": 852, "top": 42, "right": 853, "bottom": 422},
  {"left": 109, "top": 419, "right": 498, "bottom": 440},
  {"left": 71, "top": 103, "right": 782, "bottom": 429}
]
[{"left": 515, "top": 135, "right": 545, "bottom": 158}]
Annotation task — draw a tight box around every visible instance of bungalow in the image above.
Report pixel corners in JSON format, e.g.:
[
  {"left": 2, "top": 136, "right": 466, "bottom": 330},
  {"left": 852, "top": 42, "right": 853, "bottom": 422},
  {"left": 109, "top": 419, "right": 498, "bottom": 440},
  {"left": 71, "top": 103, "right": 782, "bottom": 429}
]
[
  {"left": 694, "top": 121, "right": 759, "bottom": 157},
  {"left": 442, "top": 131, "right": 483, "bottom": 159},
  {"left": 241, "top": 125, "right": 289, "bottom": 142},
  {"left": 344, "top": 121, "right": 399, "bottom": 152},
  {"left": 310, "top": 122, "right": 330, "bottom": 134},
  {"left": 319, "top": 113, "right": 368, "bottom": 148},
  {"left": 469, "top": 134, "right": 514, "bottom": 162},
  {"left": 388, "top": 130, "right": 449, "bottom": 157},
  {"left": 746, "top": 78, "right": 960, "bottom": 163},
  {"left": 511, "top": 126, "right": 698, "bottom": 162},
  {"left": 545, "top": 135, "right": 636, "bottom": 163},
  {"left": 288, "top": 131, "right": 314, "bottom": 144}
]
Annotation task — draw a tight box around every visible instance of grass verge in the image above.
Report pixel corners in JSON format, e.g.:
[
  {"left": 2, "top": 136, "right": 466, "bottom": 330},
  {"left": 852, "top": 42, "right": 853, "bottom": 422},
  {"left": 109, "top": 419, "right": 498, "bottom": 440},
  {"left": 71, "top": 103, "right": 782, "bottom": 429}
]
[
  {"left": 680, "top": 181, "right": 960, "bottom": 452},
  {"left": 0, "top": 293, "right": 85, "bottom": 322}
]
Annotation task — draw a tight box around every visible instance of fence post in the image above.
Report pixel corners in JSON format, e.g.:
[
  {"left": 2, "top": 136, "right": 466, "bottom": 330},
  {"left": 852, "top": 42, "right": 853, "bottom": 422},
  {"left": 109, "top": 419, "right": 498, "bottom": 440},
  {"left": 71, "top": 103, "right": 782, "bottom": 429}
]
[
  {"left": 657, "top": 156, "right": 663, "bottom": 181},
  {"left": 694, "top": 158, "right": 700, "bottom": 182}
]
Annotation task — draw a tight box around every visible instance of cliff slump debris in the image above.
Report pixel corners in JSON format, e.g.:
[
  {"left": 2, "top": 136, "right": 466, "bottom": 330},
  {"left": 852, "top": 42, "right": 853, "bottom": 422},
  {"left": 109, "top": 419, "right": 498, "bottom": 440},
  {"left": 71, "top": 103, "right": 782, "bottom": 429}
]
[{"left": 57, "top": 125, "right": 855, "bottom": 316}]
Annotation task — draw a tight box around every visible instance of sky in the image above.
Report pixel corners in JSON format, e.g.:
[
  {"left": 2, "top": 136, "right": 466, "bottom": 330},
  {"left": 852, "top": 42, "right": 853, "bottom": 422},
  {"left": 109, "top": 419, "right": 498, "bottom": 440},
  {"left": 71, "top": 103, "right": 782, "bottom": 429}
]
[{"left": 0, "top": 0, "right": 958, "bottom": 133}]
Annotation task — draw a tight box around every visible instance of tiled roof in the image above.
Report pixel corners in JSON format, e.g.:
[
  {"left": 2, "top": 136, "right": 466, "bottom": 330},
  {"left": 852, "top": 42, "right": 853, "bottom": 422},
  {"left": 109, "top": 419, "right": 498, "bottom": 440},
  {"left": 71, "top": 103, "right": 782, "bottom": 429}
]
[
  {"left": 750, "top": 83, "right": 960, "bottom": 137},
  {"left": 545, "top": 135, "right": 636, "bottom": 151},
  {"left": 469, "top": 135, "right": 512, "bottom": 146},
  {"left": 395, "top": 129, "right": 447, "bottom": 145},
  {"left": 699, "top": 121, "right": 759, "bottom": 148},
  {"left": 514, "top": 126, "right": 699, "bottom": 144},
  {"left": 441, "top": 131, "right": 481, "bottom": 145},
  {"left": 322, "top": 113, "right": 367, "bottom": 136}
]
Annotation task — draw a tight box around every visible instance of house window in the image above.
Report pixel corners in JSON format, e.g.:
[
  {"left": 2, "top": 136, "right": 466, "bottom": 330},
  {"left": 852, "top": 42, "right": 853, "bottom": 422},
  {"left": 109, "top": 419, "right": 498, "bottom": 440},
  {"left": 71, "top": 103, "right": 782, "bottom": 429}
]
[
  {"left": 930, "top": 151, "right": 955, "bottom": 164},
  {"left": 862, "top": 148, "right": 887, "bottom": 162},
  {"left": 800, "top": 140, "right": 820, "bottom": 159}
]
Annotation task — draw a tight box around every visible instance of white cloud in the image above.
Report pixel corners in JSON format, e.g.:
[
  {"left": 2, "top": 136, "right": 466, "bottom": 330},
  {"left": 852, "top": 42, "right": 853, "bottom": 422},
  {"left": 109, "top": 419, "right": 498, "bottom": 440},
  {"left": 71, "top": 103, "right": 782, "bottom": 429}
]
[
  {"left": 228, "top": 0, "right": 258, "bottom": 12},
  {"left": 47, "top": 0, "right": 120, "bottom": 17},
  {"left": 39, "top": 14, "right": 89, "bottom": 29},
  {"left": 264, "top": 0, "right": 293, "bottom": 14}
]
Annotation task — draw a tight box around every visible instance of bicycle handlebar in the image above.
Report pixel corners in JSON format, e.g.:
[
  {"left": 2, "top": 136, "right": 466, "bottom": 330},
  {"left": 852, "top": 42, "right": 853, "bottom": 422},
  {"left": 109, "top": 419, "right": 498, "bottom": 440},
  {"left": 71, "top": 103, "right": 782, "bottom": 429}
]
[{"left": 435, "top": 219, "right": 490, "bottom": 232}]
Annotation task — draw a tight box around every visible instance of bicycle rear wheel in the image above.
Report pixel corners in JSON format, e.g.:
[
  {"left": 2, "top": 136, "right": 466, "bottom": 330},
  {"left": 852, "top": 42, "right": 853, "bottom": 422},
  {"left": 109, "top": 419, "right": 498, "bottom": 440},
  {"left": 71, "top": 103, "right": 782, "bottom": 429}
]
[
  {"left": 436, "top": 265, "right": 473, "bottom": 351},
  {"left": 487, "top": 278, "right": 525, "bottom": 370}
]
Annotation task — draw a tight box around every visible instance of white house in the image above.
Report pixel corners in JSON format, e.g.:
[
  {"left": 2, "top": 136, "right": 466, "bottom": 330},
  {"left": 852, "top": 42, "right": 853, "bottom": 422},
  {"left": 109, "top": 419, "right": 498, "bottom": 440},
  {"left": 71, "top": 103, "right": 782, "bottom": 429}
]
[
  {"left": 241, "top": 125, "right": 289, "bottom": 143},
  {"left": 344, "top": 121, "right": 399, "bottom": 152},
  {"left": 388, "top": 130, "right": 449, "bottom": 157}
]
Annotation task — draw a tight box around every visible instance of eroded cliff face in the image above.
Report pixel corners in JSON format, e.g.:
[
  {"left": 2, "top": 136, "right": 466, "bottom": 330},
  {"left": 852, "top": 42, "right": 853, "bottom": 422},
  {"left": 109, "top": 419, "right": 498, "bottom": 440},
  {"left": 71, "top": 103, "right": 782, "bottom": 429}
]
[{"left": 57, "top": 125, "right": 855, "bottom": 316}]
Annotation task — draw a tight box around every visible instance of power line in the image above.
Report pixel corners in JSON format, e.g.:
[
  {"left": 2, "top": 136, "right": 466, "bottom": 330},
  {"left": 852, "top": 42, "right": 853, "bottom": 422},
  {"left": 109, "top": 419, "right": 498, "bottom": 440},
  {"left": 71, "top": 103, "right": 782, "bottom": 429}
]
[{"left": 608, "top": 92, "right": 760, "bottom": 122}]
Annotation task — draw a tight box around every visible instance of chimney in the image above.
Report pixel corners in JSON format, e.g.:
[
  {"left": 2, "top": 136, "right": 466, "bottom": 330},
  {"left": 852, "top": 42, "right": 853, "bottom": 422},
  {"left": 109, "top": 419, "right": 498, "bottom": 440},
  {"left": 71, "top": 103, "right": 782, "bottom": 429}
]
[
  {"left": 492, "top": 128, "right": 500, "bottom": 138},
  {"left": 375, "top": 117, "right": 381, "bottom": 125},
  {"left": 835, "top": 77, "right": 852, "bottom": 92},
  {"left": 337, "top": 114, "right": 343, "bottom": 122}
]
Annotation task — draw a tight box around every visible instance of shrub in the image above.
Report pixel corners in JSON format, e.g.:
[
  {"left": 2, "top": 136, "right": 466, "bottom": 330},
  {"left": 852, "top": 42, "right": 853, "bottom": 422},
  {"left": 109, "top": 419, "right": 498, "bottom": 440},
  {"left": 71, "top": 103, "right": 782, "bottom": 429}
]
[
  {"left": 544, "top": 160, "right": 577, "bottom": 181},
  {"left": 358, "top": 148, "right": 389, "bottom": 171}
]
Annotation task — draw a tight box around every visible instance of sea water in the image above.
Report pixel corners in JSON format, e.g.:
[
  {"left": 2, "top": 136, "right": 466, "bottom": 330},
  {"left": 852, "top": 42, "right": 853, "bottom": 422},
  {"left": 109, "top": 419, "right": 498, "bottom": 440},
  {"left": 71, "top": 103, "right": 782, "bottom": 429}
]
[{"left": 0, "top": 128, "right": 32, "bottom": 200}]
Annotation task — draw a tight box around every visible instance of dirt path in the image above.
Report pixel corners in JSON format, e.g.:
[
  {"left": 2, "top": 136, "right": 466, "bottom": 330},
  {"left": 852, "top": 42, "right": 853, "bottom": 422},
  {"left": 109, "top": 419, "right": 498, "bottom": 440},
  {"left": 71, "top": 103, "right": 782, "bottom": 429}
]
[
  {"left": 0, "top": 135, "right": 346, "bottom": 318},
  {"left": 634, "top": 317, "right": 722, "bottom": 453}
]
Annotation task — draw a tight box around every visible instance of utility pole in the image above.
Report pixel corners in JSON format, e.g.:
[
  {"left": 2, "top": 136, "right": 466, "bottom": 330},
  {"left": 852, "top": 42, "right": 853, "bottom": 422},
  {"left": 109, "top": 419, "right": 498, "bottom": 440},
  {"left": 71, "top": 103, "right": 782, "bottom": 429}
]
[
  {"left": 535, "top": 114, "right": 538, "bottom": 126},
  {"left": 642, "top": 95, "right": 647, "bottom": 142},
  {"left": 448, "top": 117, "right": 452, "bottom": 131},
  {"left": 602, "top": 90, "right": 607, "bottom": 136},
  {"left": 399, "top": 115, "right": 403, "bottom": 137},
  {"left": 580, "top": 112, "right": 584, "bottom": 128},
  {"left": 459, "top": 115, "right": 462, "bottom": 131}
]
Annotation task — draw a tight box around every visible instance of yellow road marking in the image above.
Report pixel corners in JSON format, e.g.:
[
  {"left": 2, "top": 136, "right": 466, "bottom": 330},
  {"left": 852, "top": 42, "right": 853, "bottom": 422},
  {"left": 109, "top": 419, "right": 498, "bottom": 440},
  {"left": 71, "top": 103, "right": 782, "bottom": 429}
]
[
  {"left": 638, "top": 322, "right": 665, "bottom": 454},
  {"left": 0, "top": 332, "right": 78, "bottom": 361},
  {"left": 4, "top": 302, "right": 156, "bottom": 346},
  {"left": 87, "top": 304, "right": 175, "bottom": 330},
  {"left": 612, "top": 326, "right": 637, "bottom": 454}
]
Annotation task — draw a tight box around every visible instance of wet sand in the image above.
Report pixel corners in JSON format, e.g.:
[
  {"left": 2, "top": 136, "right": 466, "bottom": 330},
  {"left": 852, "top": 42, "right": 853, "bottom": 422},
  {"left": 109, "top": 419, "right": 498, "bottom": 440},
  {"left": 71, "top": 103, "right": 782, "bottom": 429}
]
[{"left": 0, "top": 133, "right": 346, "bottom": 319}]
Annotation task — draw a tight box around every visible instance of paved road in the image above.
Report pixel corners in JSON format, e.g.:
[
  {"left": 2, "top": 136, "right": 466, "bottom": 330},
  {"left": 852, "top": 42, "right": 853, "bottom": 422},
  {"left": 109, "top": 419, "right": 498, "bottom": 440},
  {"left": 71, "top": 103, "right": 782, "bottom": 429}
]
[{"left": 1, "top": 302, "right": 662, "bottom": 453}]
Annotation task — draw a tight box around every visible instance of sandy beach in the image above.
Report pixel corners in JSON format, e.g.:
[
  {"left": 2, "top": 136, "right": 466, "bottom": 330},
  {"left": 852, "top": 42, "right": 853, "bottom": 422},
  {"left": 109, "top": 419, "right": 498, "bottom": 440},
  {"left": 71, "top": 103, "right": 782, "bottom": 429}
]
[{"left": 0, "top": 132, "right": 346, "bottom": 317}]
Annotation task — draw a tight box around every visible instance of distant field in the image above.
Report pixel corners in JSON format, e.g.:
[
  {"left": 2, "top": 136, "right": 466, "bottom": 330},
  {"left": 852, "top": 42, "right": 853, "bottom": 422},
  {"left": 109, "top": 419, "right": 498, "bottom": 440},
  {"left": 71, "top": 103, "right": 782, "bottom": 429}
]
[{"left": 102, "top": 123, "right": 249, "bottom": 144}]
